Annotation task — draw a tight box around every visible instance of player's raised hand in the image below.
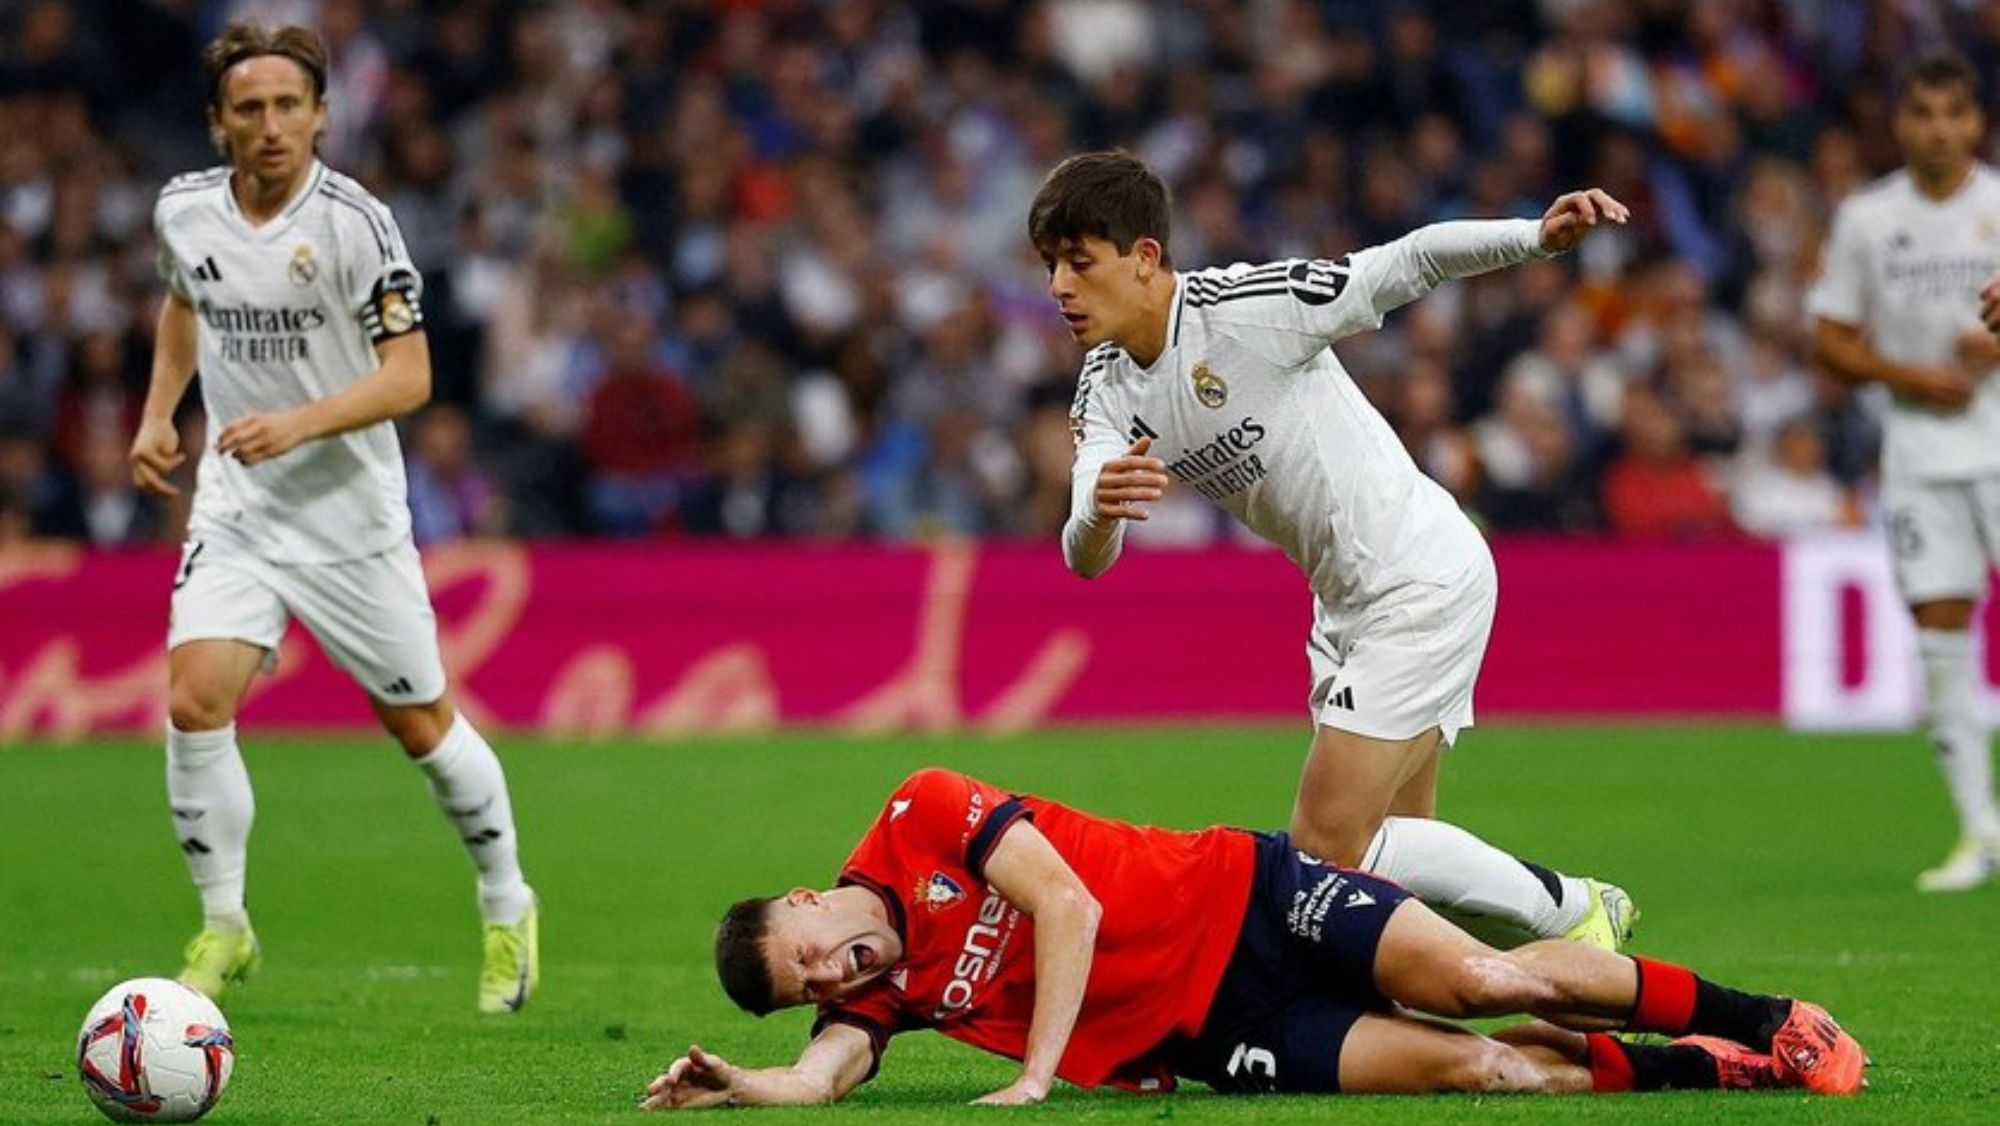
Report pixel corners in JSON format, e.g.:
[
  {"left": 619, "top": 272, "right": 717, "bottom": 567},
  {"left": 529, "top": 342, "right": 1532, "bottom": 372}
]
[
  {"left": 215, "top": 408, "right": 312, "bottom": 466},
  {"left": 1538, "top": 189, "right": 1630, "bottom": 254},
  {"left": 1093, "top": 435, "right": 1170, "bottom": 522},
  {"left": 641, "top": 1044, "right": 740, "bottom": 1111},
  {"left": 128, "top": 415, "right": 186, "bottom": 498},
  {"left": 1982, "top": 275, "right": 2000, "bottom": 336}
]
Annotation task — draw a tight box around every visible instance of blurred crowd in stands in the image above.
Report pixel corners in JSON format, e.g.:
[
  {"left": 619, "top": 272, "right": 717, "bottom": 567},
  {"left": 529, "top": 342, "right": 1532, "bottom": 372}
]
[{"left": 1, "top": 0, "right": 1995, "bottom": 547}]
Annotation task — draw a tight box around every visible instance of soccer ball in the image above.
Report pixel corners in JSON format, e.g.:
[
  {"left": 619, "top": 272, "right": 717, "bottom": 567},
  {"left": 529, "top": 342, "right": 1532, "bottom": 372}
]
[{"left": 76, "top": 978, "right": 234, "bottom": 1123}]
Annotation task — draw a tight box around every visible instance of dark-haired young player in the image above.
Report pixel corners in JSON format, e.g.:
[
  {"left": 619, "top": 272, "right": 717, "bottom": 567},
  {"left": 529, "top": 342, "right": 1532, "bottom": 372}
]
[
  {"left": 1028, "top": 150, "right": 1634, "bottom": 948},
  {"left": 643, "top": 770, "right": 1865, "bottom": 1107},
  {"left": 130, "top": 22, "right": 537, "bottom": 1011}
]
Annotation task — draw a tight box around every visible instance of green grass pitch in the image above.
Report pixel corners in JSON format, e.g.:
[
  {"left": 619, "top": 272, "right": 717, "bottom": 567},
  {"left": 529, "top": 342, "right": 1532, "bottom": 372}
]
[{"left": 4, "top": 726, "right": 1998, "bottom": 1124}]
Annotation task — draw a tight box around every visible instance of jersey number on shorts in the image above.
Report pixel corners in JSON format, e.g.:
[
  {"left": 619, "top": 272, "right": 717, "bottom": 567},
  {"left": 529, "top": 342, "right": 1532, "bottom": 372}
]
[{"left": 1225, "top": 1042, "right": 1278, "bottom": 1086}]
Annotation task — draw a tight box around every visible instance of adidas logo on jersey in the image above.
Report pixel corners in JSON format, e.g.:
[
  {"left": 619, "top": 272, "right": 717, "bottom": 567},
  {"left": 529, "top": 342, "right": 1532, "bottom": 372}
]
[{"left": 191, "top": 256, "right": 223, "bottom": 283}]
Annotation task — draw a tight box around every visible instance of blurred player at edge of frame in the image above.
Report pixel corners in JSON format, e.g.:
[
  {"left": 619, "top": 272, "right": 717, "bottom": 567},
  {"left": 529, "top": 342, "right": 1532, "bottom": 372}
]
[{"left": 1813, "top": 54, "right": 2000, "bottom": 892}]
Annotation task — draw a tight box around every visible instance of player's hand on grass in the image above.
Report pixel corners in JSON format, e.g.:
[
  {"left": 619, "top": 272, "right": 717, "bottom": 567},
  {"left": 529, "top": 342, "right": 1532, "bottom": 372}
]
[
  {"left": 972, "top": 1075, "right": 1050, "bottom": 1106},
  {"left": 1898, "top": 362, "right": 1977, "bottom": 410},
  {"left": 128, "top": 415, "right": 186, "bottom": 498},
  {"left": 216, "top": 408, "right": 313, "bottom": 466},
  {"left": 1538, "top": 189, "right": 1629, "bottom": 254},
  {"left": 641, "top": 1044, "right": 739, "bottom": 1111},
  {"left": 1093, "top": 435, "right": 1169, "bottom": 522}
]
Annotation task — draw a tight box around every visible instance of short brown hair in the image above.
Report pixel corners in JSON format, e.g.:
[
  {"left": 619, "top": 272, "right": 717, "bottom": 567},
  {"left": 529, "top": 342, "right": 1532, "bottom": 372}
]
[
  {"left": 1897, "top": 52, "right": 1981, "bottom": 105},
  {"left": 714, "top": 896, "right": 779, "bottom": 1016},
  {"left": 1028, "top": 150, "right": 1172, "bottom": 266},
  {"left": 202, "top": 21, "right": 328, "bottom": 110}
]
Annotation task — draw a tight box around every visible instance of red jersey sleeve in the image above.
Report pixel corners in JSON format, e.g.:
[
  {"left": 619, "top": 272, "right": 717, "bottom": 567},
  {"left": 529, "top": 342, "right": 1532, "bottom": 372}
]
[{"left": 846, "top": 768, "right": 1032, "bottom": 879}]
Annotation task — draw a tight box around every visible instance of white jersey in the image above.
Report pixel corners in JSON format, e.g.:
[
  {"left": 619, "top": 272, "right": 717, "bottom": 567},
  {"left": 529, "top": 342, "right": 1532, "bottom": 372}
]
[
  {"left": 1806, "top": 165, "right": 2000, "bottom": 483},
  {"left": 1065, "top": 219, "right": 1545, "bottom": 620},
  {"left": 155, "top": 160, "right": 425, "bottom": 563}
]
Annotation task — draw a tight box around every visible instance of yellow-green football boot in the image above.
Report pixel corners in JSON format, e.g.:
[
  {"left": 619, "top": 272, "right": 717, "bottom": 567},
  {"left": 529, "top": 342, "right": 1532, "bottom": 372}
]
[
  {"left": 479, "top": 890, "right": 540, "bottom": 1014},
  {"left": 1564, "top": 879, "right": 1639, "bottom": 951},
  {"left": 177, "top": 924, "right": 260, "bottom": 1003}
]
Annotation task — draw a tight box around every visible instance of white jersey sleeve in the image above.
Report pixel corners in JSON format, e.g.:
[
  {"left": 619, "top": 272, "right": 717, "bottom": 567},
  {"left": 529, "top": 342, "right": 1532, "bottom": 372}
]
[
  {"left": 1063, "top": 345, "right": 1129, "bottom": 577},
  {"left": 1194, "top": 219, "right": 1547, "bottom": 368},
  {"left": 154, "top": 168, "right": 228, "bottom": 303},
  {"left": 1805, "top": 201, "right": 1868, "bottom": 326},
  {"left": 326, "top": 183, "right": 425, "bottom": 344}
]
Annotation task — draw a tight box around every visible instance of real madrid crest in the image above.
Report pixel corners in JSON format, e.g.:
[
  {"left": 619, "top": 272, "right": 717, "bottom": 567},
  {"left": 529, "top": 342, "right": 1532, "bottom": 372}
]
[
  {"left": 288, "top": 243, "right": 318, "bottom": 286},
  {"left": 1191, "top": 361, "right": 1227, "bottom": 409}
]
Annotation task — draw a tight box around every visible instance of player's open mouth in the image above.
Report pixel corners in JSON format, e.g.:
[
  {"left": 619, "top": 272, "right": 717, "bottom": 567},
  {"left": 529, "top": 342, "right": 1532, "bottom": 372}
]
[
  {"left": 851, "top": 943, "right": 876, "bottom": 976},
  {"left": 1062, "top": 312, "right": 1087, "bottom": 331}
]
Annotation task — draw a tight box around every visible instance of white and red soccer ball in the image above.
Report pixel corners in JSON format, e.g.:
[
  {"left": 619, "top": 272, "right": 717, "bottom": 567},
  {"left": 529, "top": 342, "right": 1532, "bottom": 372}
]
[{"left": 76, "top": 978, "right": 234, "bottom": 1123}]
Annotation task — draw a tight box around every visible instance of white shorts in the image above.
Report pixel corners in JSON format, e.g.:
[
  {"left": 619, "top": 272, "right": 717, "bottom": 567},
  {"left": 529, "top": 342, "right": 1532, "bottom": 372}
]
[
  {"left": 1882, "top": 476, "right": 2000, "bottom": 605},
  {"left": 167, "top": 530, "right": 447, "bottom": 706},
  {"left": 1307, "top": 555, "right": 1497, "bottom": 745}
]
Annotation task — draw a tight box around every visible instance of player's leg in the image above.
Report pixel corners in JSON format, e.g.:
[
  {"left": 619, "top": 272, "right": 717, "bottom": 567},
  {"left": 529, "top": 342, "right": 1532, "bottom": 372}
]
[
  {"left": 164, "top": 539, "right": 288, "bottom": 1001},
  {"left": 1303, "top": 582, "right": 1610, "bottom": 945},
  {"left": 1288, "top": 722, "right": 1430, "bottom": 865},
  {"left": 286, "top": 541, "right": 538, "bottom": 1011},
  {"left": 1337, "top": 1011, "right": 1592, "bottom": 1094},
  {"left": 1368, "top": 898, "right": 1866, "bottom": 1093},
  {"left": 1890, "top": 479, "right": 2000, "bottom": 891},
  {"left": 371, "top": 691, "right": 533, "bottom": 924}
]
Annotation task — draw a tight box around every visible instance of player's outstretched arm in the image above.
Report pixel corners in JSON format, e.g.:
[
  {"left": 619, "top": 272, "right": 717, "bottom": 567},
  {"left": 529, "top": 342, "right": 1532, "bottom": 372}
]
[
  {"left": 641, "top": 1026, "right": 875, "bottom": 1110},
  {"left": 130, "top": 293, "right": 199, "bottom": 498},
  {"left": 1292, "top": 189, "right": 1629, "bottom": 351},
  {"left": 973, "top": 818, "right": 1103, "bottom": 1105},
  {"left": 1813, "top": 317, "right": 1974, "bottom": 409},
  {"left": 215, "top": 331, "right": 433, "bottom": 466}
]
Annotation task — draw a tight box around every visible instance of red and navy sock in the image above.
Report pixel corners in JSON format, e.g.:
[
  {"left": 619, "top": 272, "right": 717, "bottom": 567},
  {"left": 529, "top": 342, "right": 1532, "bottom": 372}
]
[
  {"left": 1585, "top": 1034, "right": 1721, "bottom": 1092},
  {"left": 1624, "top": 957, "right": 1791, "bottom": 1051}
]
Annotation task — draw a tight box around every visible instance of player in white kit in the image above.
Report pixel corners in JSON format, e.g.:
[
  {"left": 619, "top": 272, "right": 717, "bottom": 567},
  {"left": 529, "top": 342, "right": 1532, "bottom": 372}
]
[
  {"left": 1810, "top": 55, "right": 2000, "bottom": 892},
  {"left": 1033, "top": 151, "right": 1636, "bottom": 949},
  {"left": 128, "top": 23, "right": 539, "bottom": 1009}
]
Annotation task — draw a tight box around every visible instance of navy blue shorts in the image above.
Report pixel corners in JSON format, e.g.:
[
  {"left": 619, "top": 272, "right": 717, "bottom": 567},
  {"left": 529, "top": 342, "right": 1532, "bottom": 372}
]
[{"left": 1170, "top": 832, "right": 1412, "bottom": 1094}]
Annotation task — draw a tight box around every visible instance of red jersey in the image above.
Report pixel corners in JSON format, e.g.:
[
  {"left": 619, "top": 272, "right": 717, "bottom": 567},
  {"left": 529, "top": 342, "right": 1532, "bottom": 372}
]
[{"left": 816, "top": 769, "right": 1257, "bottom": 1091}]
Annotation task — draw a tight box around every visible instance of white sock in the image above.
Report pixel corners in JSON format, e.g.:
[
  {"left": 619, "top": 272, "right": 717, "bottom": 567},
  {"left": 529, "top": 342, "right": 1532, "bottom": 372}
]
[
  {"left": 165, "top": 723, "right": 255, "bottom": 932},
  {"left": 1918, "top": 628, "right": 2000, "bottom": 839},
  {"left": 1360, "top": 816, "right": 1592, "bottom": 946},
  {"left": 416, "top": 713, "right": 531, "bottom": 924}
]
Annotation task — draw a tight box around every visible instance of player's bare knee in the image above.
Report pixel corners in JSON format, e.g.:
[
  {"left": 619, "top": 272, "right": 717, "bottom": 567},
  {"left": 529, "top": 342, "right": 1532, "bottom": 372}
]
[
  {"left": 168, "top": 685, "right": 236, "bottom": 732},
  {"left": 1447, "top": 954, "right": 1551, "bottom": 1016},
  {"left": 1435, "top": 1039, "right": 1548, "bottom": 1094},
  {"left": 381, "top": 700, "right": 452, "bottom": 757}
]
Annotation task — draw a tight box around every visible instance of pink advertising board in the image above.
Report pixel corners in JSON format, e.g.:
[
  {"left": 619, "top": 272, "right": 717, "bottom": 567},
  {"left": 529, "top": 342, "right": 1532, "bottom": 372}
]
[{"left": 2, "top": 536, "right": 1992, "bottom": 740}]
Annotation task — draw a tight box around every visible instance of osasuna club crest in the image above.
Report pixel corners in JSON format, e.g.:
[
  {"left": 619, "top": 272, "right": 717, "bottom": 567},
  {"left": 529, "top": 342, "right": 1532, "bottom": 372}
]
[
  {"left": 1191, "top": 361, "right": 1227, "bottom": 408},
  {"left": 918, "top": 871, "right": 966, "bottom": 912},
  {"left": 288, "top": 243, "right": 318, "bottom": 286}
]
